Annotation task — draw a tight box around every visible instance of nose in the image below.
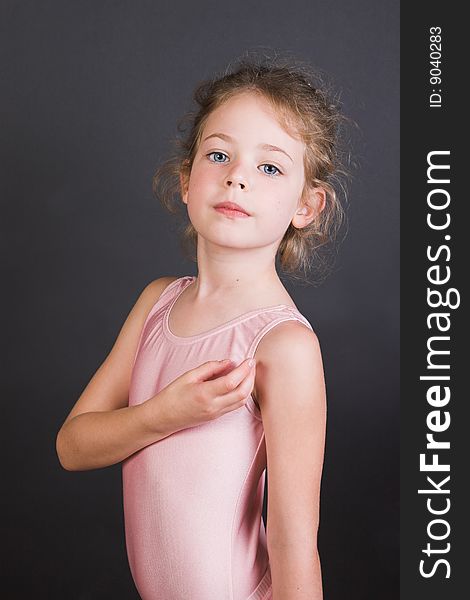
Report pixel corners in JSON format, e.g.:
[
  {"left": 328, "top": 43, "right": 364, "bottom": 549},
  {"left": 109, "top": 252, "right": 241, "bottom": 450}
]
[
  {"left": 225, "top": 176, "right": 247, "bottom": 190},
  {"left": 224, "top": 165, "right": 248, "bottom": 191}
]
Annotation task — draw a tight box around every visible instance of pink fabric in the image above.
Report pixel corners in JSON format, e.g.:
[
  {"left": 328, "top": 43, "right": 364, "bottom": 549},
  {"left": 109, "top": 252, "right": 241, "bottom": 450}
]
[{"left": 122, "top": 276, "right": 313, "bottom": 600}]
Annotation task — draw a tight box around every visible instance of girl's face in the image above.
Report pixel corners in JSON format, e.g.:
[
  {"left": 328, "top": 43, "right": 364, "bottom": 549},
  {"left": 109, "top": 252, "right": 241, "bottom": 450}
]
[{"left": 181, "top": 92, "right": 321, "bottom": 253}]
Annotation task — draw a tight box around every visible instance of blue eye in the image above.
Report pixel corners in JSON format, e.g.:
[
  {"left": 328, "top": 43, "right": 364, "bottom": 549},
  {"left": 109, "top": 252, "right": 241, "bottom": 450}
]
[
  {"left": 206, "top": 152, "right": 282, "bottom": 177},
  {"left": 261, "top": 164, "right": 282, "bottom": 177},
  {"left": 207, "top": 151, "right": 228, "bottom": 163}
]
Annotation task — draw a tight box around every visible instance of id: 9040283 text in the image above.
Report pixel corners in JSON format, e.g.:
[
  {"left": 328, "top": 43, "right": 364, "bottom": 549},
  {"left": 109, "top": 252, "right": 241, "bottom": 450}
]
[{"left": 429, "top": 26, "right": 442, "bottom": 108}]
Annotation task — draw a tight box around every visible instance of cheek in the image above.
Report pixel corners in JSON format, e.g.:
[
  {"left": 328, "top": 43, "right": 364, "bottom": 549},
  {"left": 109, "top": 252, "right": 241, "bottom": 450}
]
[
  {"left": 186, "top": 174, "right": 211, "bottom": 223},
  {"left": 268, "top": 191, "right": 297, "bottom": 224},
  {"left": 186, "top": 181, "right": 203, "bottom": 209},
  {"left": 187, "top": 167, "right": 213, "bottom": 199},
  {"left": 259, "top": 203, "right": 293, "bottom": 235}
]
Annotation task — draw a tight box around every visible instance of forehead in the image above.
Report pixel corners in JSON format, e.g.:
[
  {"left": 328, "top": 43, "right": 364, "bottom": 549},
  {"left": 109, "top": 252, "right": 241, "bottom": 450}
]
[{"left": 201, "top": 92, "right": 304, "bottom": 158}]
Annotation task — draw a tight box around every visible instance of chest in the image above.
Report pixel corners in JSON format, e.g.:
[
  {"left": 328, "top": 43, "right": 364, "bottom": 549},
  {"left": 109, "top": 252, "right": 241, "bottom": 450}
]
[{"left": 167, "top": 298, "right": 252, "bottom": 338}]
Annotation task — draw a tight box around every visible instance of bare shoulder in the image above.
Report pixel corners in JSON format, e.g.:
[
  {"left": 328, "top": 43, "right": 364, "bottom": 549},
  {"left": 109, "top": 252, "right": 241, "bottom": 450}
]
[
  {"left": 138, "top": 276, "right": 179, "bottom": 314},
  {"left": 141, "top": 276, "right": 178, "bottom": 301},
  {"left": 252, "top": 320, "right": 323, "bottom": 406},
  {"left": 255, "top": 320, "right": 327, "bottom": 551},
  {"left": 255, "top": 319, "right": 321, "bottom": 364}
]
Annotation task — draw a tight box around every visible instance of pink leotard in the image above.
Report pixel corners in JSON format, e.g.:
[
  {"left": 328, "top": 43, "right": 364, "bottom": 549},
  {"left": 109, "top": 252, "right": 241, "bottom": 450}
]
[{"left": 122, "top": 276, "right": 313, "bottom": 600}]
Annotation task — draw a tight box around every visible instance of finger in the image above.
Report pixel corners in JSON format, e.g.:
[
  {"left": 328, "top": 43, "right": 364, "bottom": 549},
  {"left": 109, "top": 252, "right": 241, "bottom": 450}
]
[
  {"left": 205, "top": 358, "right": 255, "bottom": 398},
  {"left": 220, "top": 365, "right": 256, "bottom": 409},
  {"left": 190, "top": 359, "right": 233, "bottom": 383}
]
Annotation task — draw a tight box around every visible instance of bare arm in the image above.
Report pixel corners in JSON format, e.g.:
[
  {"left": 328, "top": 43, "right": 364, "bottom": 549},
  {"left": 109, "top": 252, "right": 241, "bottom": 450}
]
[
  {"left": 56, "top": 276, "right": 178, "bottom": 471},
  {"left": 56, "top": 401, "right": 175, "bottom": 471},
  {"left": 253, "top": 321, "right": 327, "bottom": 600}
]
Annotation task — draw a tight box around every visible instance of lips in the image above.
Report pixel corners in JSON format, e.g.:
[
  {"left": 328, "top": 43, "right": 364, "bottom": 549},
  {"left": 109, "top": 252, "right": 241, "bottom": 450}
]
[{"left": 214, "top": 201, "right": 251, "bottom": 216}]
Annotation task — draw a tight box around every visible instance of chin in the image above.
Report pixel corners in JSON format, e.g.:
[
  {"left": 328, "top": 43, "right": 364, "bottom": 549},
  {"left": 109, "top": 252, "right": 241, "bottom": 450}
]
[{"left": 196, "top": 228, "right": 253, "bottom": 249}]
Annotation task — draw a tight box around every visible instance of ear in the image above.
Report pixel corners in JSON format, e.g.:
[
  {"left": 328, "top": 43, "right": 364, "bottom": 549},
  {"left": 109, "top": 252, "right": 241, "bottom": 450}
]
[
  {"left": 291, "top": 186, "right": 326, "bottom": 229},
  {"left": 179, "top": 168, "right": 189, "bottom": 205}
]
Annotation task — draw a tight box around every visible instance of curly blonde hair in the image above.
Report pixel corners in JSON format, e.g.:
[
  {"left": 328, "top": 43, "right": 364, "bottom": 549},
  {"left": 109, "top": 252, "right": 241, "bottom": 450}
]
[{"left": 152, "top": 48, "right": 350, "bottom": 283}]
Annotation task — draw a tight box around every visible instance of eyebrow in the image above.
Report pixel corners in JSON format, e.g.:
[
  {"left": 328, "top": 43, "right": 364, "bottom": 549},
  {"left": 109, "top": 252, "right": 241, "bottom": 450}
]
[{"left": 202, "top": 132, "right": 293, "bottom": 163}]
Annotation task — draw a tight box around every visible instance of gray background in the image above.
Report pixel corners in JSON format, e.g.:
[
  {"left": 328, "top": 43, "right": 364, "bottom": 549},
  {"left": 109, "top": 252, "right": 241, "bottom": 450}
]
[{"left": 1, "top": 1, "right": 399, "bottom": 598}]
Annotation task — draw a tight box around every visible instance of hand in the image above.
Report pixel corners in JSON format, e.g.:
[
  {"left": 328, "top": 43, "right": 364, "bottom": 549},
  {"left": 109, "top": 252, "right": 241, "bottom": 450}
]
[{"left": 144, "top": 358, "right": 256, "bottom": 434}]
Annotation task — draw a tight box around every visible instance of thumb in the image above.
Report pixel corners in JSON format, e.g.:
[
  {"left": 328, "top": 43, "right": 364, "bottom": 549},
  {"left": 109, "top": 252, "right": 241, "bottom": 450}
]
[{"left": 191, "top": 359, "right": 233, "bottom": 382}]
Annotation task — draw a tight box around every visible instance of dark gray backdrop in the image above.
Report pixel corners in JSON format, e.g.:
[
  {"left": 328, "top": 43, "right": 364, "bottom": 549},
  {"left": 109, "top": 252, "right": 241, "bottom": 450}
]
[{"left": 1, "top": 1, "right": 399, "bottom": 598}]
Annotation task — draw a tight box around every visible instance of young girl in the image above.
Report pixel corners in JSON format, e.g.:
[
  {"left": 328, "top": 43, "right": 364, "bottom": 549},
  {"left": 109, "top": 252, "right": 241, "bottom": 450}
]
[{"left": 56, "top": 51, "right": 346, "bottom": 600}]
